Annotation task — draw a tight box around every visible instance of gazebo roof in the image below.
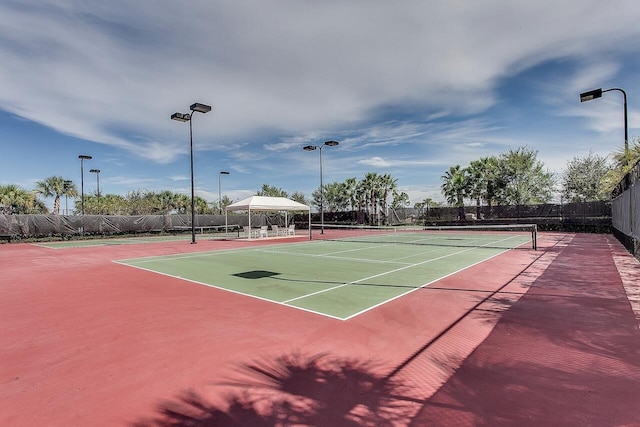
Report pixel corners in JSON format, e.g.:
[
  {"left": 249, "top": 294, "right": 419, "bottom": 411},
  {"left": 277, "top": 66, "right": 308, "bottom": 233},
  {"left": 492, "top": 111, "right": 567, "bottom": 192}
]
[{"left": 225, "top": 196, "right": 310, "bottom": 212}]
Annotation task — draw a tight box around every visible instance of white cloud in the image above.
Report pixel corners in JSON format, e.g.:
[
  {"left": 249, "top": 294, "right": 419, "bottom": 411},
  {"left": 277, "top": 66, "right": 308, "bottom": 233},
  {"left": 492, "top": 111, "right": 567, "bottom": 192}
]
[
  {"left": 0, "top": 0, "right": 639, "bottom": 169},
  {"left": 105, "top": 176, "right": 157, "bottom": 187},
  {"left": 0, "top": 0, "right": 640, "bottom": 206},
  {"left": 358, "top": 157, "right": 392, "bottom": 168},
  {"left": 357, "top": 157, "right": 441, "bottom": 168}
]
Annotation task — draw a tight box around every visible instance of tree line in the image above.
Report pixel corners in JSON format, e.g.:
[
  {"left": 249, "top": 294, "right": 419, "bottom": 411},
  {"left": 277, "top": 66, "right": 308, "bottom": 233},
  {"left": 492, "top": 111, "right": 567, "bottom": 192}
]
[
  {"left": 1, "top": 139, "right": 638, "bottom": 216},
  {"left": 256, "top": 173, "right": 411, "bottom": 223},
  {"left": 0, "top": 178, "right": 218, "bottom": 216},
  {"left": 440, "top": 141, "right": 639, "bottom": 220}
]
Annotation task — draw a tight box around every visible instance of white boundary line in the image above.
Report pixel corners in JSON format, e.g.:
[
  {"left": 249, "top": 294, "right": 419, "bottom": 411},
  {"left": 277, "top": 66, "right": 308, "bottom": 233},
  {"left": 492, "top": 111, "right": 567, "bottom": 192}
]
[
  {"left": 255, "top": 247, "right": 413, "bottom": 265},
  {"left": 114, "top": 234, "right": 529, "bottom": 321},
  {"left": 283, "top": 235, "right": 522, "bottom": 305},
  {"left": 114, "top": 239, "right": 331, "bottom": 263},
  {"left": 343, "top": 244, "right": 521, "bottom": 320},
  {"left": 113, "top": 260, "right": 346, "bottom": 321}
]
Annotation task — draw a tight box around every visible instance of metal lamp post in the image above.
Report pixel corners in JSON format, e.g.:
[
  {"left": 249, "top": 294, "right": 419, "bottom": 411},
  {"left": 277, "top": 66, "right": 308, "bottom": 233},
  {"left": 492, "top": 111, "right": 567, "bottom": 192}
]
[
  {"left": 171, "top": 102, "right": 212, "bottom": 244},
  {"left": 78, "top": 155, "right": 92, "bottom": 215},
  {"left": 303, "top": 140, "right": 339, "bottom": 234},
  {"left": 63, "top": 180, "right": 73, "bottom": 215},
  {"left": 90, "top": 169, "right": 101, "bottom": 215},
  {"left": 218, "top": 171, "right": 230, "bottom": 214},
  {"left": 580, "top": 87, "right": 628, "bottom": 160},
  {"left": 90, "top": 169, "right": 101, "bottom": 198},
  {"left": 219, "top": 171, "right": 230, "bottom": 235}
]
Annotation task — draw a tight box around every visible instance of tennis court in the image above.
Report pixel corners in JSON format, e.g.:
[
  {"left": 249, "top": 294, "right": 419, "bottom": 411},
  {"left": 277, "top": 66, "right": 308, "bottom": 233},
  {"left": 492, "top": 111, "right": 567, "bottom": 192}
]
[
  {"left": 117, "top": 226, "right": 534, "bottom": 319},
  {"left": 3, "top": 229, "right": 639, "bottom": 426}
]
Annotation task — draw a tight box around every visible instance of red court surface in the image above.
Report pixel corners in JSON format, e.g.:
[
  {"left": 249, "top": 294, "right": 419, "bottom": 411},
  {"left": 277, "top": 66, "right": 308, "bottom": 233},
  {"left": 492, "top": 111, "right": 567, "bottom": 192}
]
[{"left": 1, "top": 233, "right": 639, "bottom": 426}]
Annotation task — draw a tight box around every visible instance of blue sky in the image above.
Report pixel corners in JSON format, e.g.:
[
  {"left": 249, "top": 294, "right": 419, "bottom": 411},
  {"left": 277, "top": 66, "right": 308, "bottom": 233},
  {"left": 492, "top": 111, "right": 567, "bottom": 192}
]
[{"left": 1, "top": 1, "right": 639, "bottom": 211}]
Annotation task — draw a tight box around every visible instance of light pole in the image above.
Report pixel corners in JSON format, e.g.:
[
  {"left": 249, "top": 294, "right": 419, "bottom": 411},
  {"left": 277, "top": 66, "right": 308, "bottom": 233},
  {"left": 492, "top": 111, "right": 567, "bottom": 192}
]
[
  {"left": 90, "top": 169, "right": 101, "bottom": 215},
  {"left": 580, "top": 87, "right": 628, "bottom": 160},
  {"left": 303, "top": 140, "right": 339, "bottom": 234},
  {"left": 171, "top": 102, "right": 212, "bottom": 244},
  {"left": 218, "top": 171, "right": 230, "bottom": 214},
  {"left": 90, "top": 169, "right": 101, "bottom": 198},
  {"left": 63, "top": 180, "right": 73, "bottom": 215},
  {"left": 219, "top": 171, "right": 230, "bottom": 235},
  {"left": 78, "top": 155, "right": 92, "bottom": 215}
]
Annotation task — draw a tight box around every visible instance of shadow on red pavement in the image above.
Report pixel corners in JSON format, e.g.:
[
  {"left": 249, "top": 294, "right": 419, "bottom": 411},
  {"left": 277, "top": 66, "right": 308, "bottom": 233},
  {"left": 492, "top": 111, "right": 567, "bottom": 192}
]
[
  {"left": 133, "top": 353, "right": 415, "bottom": 427},
  {"left": 410, "top": 234, "right": 640, "bottom": 426},
  {"left": 121, "top": 233, "right": 640, "bottom": 426}
]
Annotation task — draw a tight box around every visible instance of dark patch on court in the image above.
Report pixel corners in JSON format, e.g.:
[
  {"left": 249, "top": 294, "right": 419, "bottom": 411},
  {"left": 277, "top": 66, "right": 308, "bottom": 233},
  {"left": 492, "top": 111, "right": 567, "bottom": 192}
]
[{"left": 233, "top": 270, "right": 280, "bottom": 279}]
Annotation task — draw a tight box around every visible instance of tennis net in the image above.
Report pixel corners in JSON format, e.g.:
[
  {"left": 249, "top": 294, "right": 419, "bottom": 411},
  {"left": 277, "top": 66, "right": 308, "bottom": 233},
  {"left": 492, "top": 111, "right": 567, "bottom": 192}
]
[{"left": 313, "top": 223, "right": 537, "bottom": 250}]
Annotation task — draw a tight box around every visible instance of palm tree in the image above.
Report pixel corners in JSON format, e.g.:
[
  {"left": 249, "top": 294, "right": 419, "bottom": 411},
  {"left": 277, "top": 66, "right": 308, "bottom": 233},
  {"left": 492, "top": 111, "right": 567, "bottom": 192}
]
[
  {"left": 62, "top": 180, "right": 78, "bottom": 215},
  {"left": 604, "top": 137, "right": 640, "bottom": 191},
  {"left": 316, "top": 181, "right": 348, "bottom": 212},
  {"left": 30, "top": 198, "right": 48, "bottom": 214},
  {"left": 174, "top": 193, "right": 191, "bottom": 214},
  {"left": 35, "top": 176, "right": 70, "bottom": 215},
  {"left": 0, "top": 184, "right": 38, "bottom": 214},
  {"left": 256, "top": 184, "right": 288, "bottom": 198},
  {"left": 441, "top": 165, "right": 467, "bottom": 220},
  {"left": 465, "top": 157, "right": 498, "bottom": 219},
  {"left": 354, "top": 179, "right": 367, "bottom": 218},
  {"left": 219, "top": 195, "right": 235, "bottom": 211},
  {"left": 156, "top": 190, "right": 179, "bottom": 214},
  {"left": 83, "top": 194, "right": 100, "bottom": 215},
  {"left": 99, "top": 194, "right": 127, "bottom": 215},
  {"left": 360, "top": 172, "right": 382, "bottom": 224},
  {"left": 379, "top": 174, "right": 398, "bottom": 224},
  {"left": 194, "top": 196, "right": 211, "bottom": 214},
  {"left": 391, "top": 191, "right": 409, "bottom": 209},
  {"left": 343, "top": 177, "right": 359, "bottom": 211},
  {"left": 125, "top": 189, "right": 146, "bottom": 215},
  {"left": 289, "top": 191, "right": 309, "bottom": 206}
]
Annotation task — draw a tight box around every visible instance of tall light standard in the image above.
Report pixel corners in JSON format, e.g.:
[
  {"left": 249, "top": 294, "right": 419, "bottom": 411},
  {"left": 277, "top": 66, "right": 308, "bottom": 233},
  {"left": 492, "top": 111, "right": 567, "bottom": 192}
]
[
  {"left": 63, "top": 180, "right": 73, "bottom": 215},
  {"left": 219, "top": 171, "right": 230, "bottom": 235},
  {"left": 90, "top": 169, "right": 101, "bottom": 198},
  {"left": 90, "top": 169, "right": 101, "bottom": 215},
  {"left": 580, "top": 87, "right": 628, "bottom": 160},
  {"left": 171, "top": 102, "right": 212, "bottom": 244},
  {"left": 78, "top": 155, "right": 92, "bottom": 215},
  {"left": 303, "top": 140, "right": 339, "bottom": 234},
  {"left": 218, "top": 171, "right": 230, "bottom": 214}
]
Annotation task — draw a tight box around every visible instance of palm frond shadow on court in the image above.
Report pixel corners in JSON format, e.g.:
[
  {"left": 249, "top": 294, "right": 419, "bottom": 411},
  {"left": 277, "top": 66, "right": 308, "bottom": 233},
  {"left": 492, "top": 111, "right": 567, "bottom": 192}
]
[{"left": 133, "top": 352, "right": 416, "bottom": 427}]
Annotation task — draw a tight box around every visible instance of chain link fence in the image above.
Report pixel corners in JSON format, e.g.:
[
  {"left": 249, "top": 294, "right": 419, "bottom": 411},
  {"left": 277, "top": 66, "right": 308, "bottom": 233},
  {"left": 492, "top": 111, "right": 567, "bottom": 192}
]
[
  {"left": 0, "top": 213, "right": 286, "bottom": 241},
  {"left": 317, "top": 201, "right": 610, "bottom": 231},
  {"left": 0, "top": 201, "right": 615, "bottom": 242},
  {"left": 612, "top": 160, "right": 640, "bottom": 260}
]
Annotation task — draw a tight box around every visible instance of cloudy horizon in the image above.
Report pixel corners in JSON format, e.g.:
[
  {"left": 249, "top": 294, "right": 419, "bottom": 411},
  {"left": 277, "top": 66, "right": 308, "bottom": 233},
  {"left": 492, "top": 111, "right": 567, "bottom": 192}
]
[{"left": 1, "top": 1, "right": 639, "bottom": 209}]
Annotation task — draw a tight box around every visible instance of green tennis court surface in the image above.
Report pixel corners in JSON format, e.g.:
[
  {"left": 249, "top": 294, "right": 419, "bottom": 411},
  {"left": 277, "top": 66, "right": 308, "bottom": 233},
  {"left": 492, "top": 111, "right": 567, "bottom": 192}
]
[{"left": 116, "top": 229, "right": 532, "bottom": 320}]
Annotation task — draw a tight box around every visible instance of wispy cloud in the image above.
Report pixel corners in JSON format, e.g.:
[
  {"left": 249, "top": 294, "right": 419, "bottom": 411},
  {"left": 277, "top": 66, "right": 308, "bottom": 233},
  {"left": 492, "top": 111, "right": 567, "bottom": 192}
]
[
  {"left": 105, "top": 176, "right": 158, "bottom": 187},
  {"left": 357, "top": 157, "right": 442, "bottom": 168},
  {"left": 1, "top": 1, "right": 639, "bottom": 205},
  {"left": 1, "top": 1, "right": 638, "bottom": 164}
]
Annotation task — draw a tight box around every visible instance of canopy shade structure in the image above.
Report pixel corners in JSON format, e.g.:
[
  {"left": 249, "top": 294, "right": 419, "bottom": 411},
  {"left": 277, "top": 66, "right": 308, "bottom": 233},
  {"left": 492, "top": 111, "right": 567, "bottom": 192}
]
[
  {"left": 225, "top": 196, "right": 311, "bottom": 239},
  {"left": 226, "top": 196, "right": 310, "bottom": 212}
]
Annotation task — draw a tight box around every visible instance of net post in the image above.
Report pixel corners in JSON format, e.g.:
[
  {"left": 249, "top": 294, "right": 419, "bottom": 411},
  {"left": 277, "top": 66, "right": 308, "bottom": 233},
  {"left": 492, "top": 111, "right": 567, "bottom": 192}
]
[{"left": 532, "top": 224, "right": 537, "bottom": 250}]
